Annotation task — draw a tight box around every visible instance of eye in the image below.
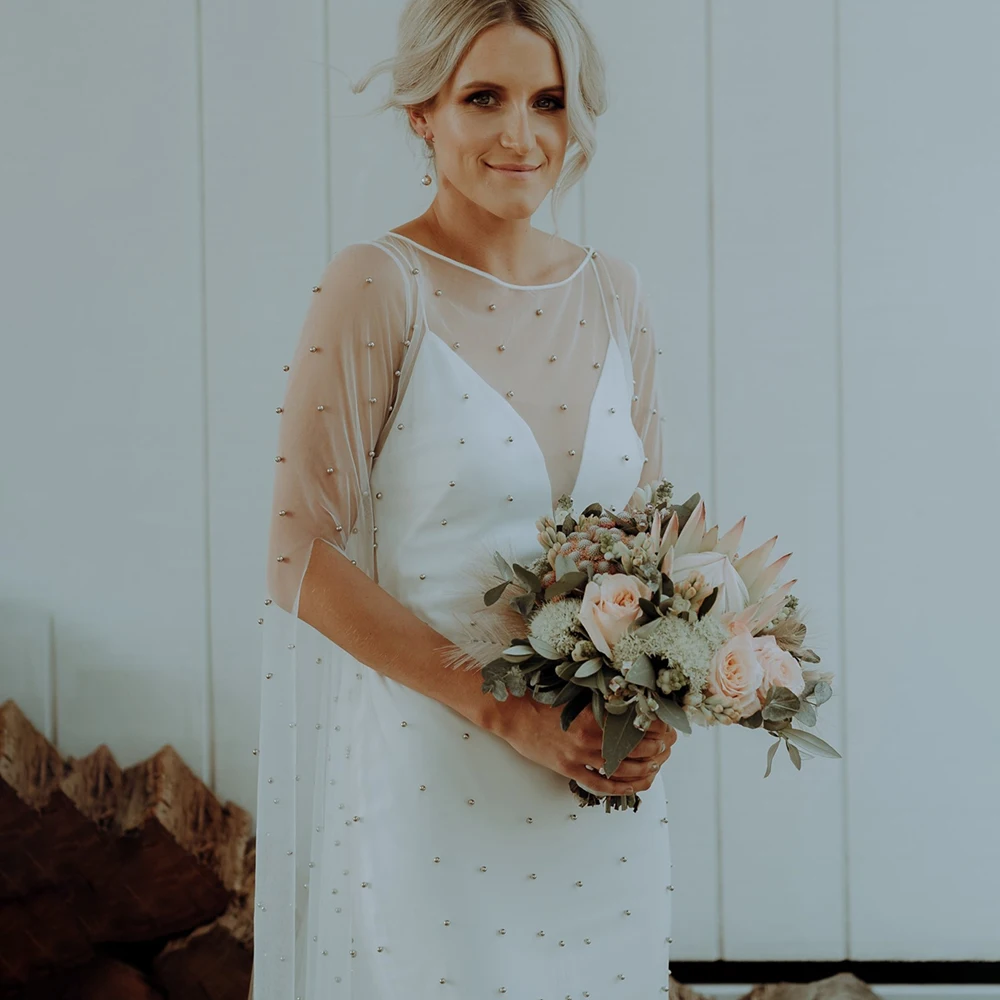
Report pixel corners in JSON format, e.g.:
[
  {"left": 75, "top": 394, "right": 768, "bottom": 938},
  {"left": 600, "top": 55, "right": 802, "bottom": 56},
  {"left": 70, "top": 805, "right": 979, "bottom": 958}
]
[{"left": 467, "top": 91, "right": 564, "bottom": 111}]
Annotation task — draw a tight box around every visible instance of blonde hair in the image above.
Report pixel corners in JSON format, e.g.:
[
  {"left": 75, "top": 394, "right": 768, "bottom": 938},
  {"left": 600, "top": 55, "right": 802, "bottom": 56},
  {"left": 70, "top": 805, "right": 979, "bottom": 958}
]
[{"left": 351, "top": 0, "right": 608, "bottom": 231}]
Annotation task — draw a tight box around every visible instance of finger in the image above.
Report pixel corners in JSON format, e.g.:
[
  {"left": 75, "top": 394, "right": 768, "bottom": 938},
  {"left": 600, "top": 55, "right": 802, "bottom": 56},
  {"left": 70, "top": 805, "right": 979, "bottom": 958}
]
[
  {"left": 583, "top": 744, "right": 671, "bottom": 779},
  {"left": 570, "top": 763, "right": 641, "bottom": 796},
  {"left": 647, "top": 720, "right": 678, "bottom": 743},
  {"left": 626, "top": 733, "right": 673, "bottom": 760},
  {"left": 599, "top": 753, "right": 669, "bottom": 781}
]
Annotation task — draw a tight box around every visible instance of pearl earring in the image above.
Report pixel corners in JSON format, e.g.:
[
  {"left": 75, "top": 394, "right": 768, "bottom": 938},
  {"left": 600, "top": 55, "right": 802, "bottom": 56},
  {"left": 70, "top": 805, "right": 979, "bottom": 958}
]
[{"left": 421, "top": 134, "right": 434, "bottom": 186}]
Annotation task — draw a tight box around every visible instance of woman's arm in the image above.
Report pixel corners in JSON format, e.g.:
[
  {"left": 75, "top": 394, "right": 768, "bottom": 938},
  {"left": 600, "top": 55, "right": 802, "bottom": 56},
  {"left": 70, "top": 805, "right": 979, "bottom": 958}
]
[
  {"left": 267, "top": 241, "right": 507, "bottom": 737},
  {"left": 299, "top": 539, "right": 507, "bottom": 735}
]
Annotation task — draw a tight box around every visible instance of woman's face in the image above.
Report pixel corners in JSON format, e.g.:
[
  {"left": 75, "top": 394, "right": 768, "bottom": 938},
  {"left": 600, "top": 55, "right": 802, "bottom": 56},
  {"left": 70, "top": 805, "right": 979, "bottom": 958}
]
[{"left": 415, "top": 23, "right": 569, "bottom": 220}]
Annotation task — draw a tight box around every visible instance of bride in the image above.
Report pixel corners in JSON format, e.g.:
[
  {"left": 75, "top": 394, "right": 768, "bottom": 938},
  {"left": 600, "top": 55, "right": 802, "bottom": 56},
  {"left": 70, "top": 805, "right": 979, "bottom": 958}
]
[{"left": 252, "top": 1, "right": 677, "bottom": 996}]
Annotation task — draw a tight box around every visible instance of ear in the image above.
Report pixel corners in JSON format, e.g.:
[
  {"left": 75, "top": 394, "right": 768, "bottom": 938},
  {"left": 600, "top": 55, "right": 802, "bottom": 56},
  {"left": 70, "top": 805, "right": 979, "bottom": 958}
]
[{"left": 407, "top": 105, "right": 430, "bottom": 139}]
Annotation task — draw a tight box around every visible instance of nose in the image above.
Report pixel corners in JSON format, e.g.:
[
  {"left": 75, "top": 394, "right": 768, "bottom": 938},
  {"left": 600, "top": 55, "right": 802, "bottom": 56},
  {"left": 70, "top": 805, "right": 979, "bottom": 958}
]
[{"left": 500, "top": 106, "right": 534, "bottom": 152}]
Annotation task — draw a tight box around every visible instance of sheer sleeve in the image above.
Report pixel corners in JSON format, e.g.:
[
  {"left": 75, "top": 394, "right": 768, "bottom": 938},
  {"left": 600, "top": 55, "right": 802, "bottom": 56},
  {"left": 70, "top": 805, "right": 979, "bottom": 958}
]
[
  {"left": 266, "top": 242, "right": 409, "bottom": 614},
  {"left": 625, "top": 262, "right": 666, "bottom": 491}
]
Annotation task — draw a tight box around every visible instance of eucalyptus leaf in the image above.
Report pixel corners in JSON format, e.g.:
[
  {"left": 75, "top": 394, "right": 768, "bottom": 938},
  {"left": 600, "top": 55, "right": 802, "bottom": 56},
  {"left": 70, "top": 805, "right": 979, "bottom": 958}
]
[
  {"left": 795, "top": 702, "right": 818, "bottom": 727},
  {"left": 783, "top": 728, "right": 842, "bottom": 759},
  {"left": 561, "top": 513, "right": 576, "bottom": 534},
  {"left": 764, "top": 739, "right": 779, "bottom": 778},
  {"left": 492, "top": 551, "right": 513, "bottom": 580},
  {"left": 513, "top": 591, "right": 535, "bottom": 617},
  {"left": 761, "top": 686, "right": 801, "bottom": 722},
  {"left": 610, "top": 510, "right": 639, "bottom": 533},
  {"left": 482, "top": 659, "right": 510, "bottom": 683},
  {"left": 552, "top": 680, "right": 581, "bottom": 707},
  {"left": 527, "top": 635, "right": 562, "bottom": 660},
  {"left": 502, "top": 644, "right": 534, "bottom": 657},
  {"left": 638, "top": 597, "right": 662, "bottom": 621},
  {"left": 502, "top": 649, "right": 536, "bottom": 666},
  {"left": 554, "top": 553, "right": 577, "bottom": 580},
  {"left": 601, "top": 703, "right": 644, "bottom": 777},
  {"left": 569, "top": 671, "right": 602, "bottom": 690},
  {"left": 763, "top": 718, "right": 790, "bottom": 733},
  {"left": 596, "top": 668, "right": 611, "bottom": 698},
  {"left": 786, "top": 740, "right": 802, "bottom": 770},
  {"left": 741, "top": 709, "right": 763, "bottom": 729},
  {"left": 632, "top": 618, "right": 664, "bottom": 638},
  {"left": 513, "top": 563, "right": 543, "bottom": 593},
  {"left": 545, "top": 571, "right": 588, "bottom": 600},
  {"left": 654, "top": 697, "right": 691, "bottom": 735},
  {"left": 555, "top": 660, "right": 581, "bottom": 681},
  {"left": 603, "top": 699, "right": 631, "bottom": 715},
  {"left": 660, "top": 574, "right": 674, "bottom": 599},
  {"left": 484, "top": 581, "right": 510, "bottom": 606},
  {"left": 485, "top": 678, "right": 509, "bottom": 700},
  {"left": 591, "top": 689, "right": 606, "bottom": 727},
  {"left": 574, "top": 657, "right": 604, "bottom": 678},
  {"left": 581, "top": 502, "right": 603, "bottom": 517},
  {"left": 811, "top": 680, "right": 833, "bottom": 705},
  {"left": 796, "top": 647, "right": 822, "bottom": 664},
  {"left": 560, "top": 689, "right": 591, "bottom": 731},
  {"left": 622, "top": 653, "right": 656, "bottom": 689},
  {"left": 505, "top": 669, "right": 527, "bottom": 698}
]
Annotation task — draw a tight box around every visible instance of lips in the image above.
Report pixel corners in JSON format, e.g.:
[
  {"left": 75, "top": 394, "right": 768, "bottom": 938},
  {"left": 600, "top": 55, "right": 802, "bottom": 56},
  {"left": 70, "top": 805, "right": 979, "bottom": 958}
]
[{"left": 488, "top": 163, "right": 540, "bottom": 172}]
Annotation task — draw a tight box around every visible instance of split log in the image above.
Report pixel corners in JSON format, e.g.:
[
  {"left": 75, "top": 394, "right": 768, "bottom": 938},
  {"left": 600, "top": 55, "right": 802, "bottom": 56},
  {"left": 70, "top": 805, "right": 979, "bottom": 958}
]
[{"left": 0, "top": 700, "right": 252, "bottom": 990}]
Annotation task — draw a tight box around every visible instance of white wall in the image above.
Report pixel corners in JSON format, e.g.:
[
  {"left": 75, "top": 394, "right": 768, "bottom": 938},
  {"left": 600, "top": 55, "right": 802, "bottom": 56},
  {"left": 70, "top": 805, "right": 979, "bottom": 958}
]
[{"left": 1, "top": 0, "right": 997, "bottom": 962}]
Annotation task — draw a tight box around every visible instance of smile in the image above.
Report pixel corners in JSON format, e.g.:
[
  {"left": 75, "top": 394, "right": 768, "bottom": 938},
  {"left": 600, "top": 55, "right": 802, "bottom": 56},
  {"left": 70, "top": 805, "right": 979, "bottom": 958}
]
[{"left": 487, "top": 164, "right": 541, "bottom": 176}]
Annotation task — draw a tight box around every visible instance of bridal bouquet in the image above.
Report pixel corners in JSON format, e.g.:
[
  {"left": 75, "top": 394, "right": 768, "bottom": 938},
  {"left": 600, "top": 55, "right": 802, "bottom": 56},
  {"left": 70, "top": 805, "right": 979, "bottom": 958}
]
[{"left": 443, "top": 479, "right": 840, "bottom": 812}]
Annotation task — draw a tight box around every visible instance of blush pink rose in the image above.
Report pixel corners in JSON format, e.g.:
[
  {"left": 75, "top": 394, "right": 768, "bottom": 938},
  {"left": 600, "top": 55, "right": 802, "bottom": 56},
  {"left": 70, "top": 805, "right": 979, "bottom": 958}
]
[
  {"left": 752, "top": 633, "right": 805, "bottom": 705},
  {"left": 708, "top": 623, "right": 764, "bottom": 719},
  {"left": 579, "top": 574, "right": 653, "bottom": 658}
]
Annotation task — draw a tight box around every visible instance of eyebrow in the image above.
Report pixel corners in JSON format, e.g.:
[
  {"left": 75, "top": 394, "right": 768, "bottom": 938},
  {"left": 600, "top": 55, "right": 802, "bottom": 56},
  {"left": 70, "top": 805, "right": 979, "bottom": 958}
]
[{"left": 458, "top": 81, "right": 565, "bottom": 93}]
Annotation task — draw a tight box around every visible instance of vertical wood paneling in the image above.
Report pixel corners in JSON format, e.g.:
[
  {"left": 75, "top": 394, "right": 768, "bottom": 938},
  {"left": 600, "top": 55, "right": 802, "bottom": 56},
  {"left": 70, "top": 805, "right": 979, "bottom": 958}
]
[
  {"left": 711, "top": 0, "right": 847, "bottom": 958},
  {"left": 328, "top": 1, "right": 429, "bottom": 244},
  {"left": 584, "top": 0, "right": 720, "bottom": 960},
  {"left": 3, "top": 0, "right": 998, "bottom": 965},
  {"left": 0, "top": 610, "right": 55, "bottom": 742},
  {"left": 839, "top": 0, "right": 1000, "bottom": 958},
  {"left": 202, "top": 0, "right": 332, "bottom": 811},
  {"left": 0, "top": 1, "right": 208, "bottom": 770}
]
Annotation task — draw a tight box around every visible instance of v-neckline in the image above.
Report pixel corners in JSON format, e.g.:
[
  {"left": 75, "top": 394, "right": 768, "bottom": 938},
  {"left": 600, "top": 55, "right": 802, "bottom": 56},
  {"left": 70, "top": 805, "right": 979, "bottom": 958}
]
[{"left": 424, "top": 327, "right": 616, "bottom": 511}]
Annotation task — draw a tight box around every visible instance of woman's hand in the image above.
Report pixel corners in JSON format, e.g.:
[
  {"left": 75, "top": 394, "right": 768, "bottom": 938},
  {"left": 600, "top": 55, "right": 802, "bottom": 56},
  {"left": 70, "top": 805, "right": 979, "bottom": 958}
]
[{"left": 493, "top": 696, "right": 678, "bottom": 795}]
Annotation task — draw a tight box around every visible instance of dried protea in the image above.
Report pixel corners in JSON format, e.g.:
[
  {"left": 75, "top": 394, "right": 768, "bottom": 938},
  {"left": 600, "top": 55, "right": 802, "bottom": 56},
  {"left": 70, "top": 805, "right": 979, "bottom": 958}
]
[{"left": 655, "top": 497, "right": 801, "bottom": 639}]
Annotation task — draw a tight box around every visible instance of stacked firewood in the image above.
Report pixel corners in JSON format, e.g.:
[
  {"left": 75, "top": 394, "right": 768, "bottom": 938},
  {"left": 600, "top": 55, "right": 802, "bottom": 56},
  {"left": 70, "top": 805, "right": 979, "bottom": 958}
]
[{"left": 0, "top": 700, "right": 254, "bottom": 1000}]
